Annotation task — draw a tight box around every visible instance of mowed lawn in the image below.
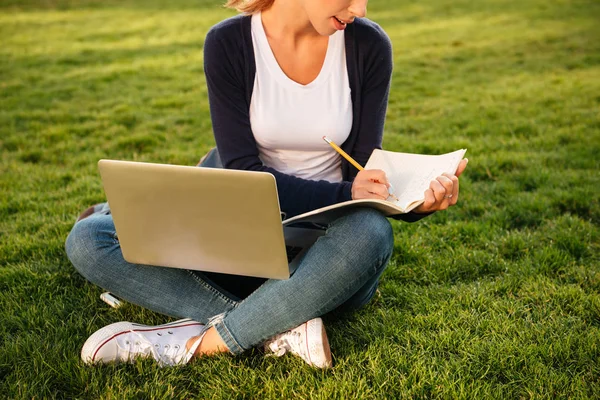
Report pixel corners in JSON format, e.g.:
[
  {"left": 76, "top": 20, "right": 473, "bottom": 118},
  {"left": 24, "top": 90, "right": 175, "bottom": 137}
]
[{"left": 1, "top": 0, "right": 599, "bottom": 398}]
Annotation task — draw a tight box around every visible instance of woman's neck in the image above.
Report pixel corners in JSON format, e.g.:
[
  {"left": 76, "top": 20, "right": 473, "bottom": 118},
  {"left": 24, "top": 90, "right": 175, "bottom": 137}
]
[{"left": 261, "top": 0, "right": 320, "bottom": 45}]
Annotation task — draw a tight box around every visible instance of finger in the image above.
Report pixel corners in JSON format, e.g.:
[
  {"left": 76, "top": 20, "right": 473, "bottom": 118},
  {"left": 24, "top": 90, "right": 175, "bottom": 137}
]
[
  {"left": 430, "top": 180, "right": 449, "bottom": 210},
  {"left": 455, "top": 158, "right": 468, "bottom": 177},
  {"left": 450, "top": 175, "right": 459, "bottom": 205},
  {"left": 429, "top": 179, "right": 447, "bottom": 203},
  {"left": 442, "top": 173, "right": 459, "bottom": 205},
  {"left": 420, "top": 188, "right": 436, "bottom": 211},
  {"left": 352, "top": 188, "right": 371, "bottom": 200},
  {"left": 353, "top": 184, "right": 388, "bottom": 200},
  {"left": 436, "top": 175, "right": 454, "bottom": 196},
  {"left": 368, "top": 183, "right": 391, "bottom": 199},
  {"left": 361, "top": 169, "right": 390, "bottom": 188},
  {"left": 364, "top": 190, "right": 387, "bottom": 200}
]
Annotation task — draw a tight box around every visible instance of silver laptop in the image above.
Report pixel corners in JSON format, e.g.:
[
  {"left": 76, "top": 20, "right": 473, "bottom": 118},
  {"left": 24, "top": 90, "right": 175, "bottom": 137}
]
[{"left": 98, "top": 160, "right": 325, "bottom": 280}]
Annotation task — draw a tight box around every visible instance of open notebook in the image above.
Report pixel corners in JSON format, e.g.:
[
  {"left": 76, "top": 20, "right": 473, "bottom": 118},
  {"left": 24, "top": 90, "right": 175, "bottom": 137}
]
[{"left": 283, "top": 149, "right": 467, "bottom": 226}]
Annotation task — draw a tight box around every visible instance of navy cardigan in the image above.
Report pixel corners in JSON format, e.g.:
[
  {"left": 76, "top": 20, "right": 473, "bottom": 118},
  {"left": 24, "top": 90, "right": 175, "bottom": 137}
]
[{"left": 204, "top": 15, "right": 425, "bottom": 222}]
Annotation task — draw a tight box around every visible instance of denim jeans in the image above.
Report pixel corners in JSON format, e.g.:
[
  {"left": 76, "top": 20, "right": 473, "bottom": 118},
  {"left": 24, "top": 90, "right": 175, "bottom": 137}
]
[
  {"left": 65, "top": 152, "right": 394, "bottom": 354},
  {"left": 65, "top": 206, "right": 393, "bottom": 354}
]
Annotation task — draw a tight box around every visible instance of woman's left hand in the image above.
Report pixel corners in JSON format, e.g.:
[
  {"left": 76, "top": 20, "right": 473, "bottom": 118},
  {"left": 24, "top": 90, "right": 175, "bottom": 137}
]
[{"left": 413, "top": 158, "right": 468, "bottom": 214}]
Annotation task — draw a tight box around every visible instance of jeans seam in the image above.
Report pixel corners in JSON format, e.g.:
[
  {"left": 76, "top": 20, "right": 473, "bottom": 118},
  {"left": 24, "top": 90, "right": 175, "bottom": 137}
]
[
  {"left": 186, "top": 270, "right": 238, "bottom": 306},
  {"left": 207, "top": 313, "right": 245, "bottom": 355},
  {"left": 214, "top": 319, "right": 245, "bottom": 355}
]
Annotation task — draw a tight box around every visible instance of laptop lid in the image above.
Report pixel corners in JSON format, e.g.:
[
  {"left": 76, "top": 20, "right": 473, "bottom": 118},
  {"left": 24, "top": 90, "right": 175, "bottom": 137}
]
[{"left": 98, "top": 160, "right": 292, "bottom": 279}]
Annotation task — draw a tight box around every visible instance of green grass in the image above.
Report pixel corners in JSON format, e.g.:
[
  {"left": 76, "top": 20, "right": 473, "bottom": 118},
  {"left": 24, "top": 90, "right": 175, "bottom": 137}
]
[{"left": 1, "top": 0, "right": 599, "bottom": 397}]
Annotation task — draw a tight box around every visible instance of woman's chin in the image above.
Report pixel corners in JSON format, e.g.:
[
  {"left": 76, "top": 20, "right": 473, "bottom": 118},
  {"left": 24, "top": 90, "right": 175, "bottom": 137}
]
[{"left": 313, "top": 20, "right": 337, "bottom": 36}]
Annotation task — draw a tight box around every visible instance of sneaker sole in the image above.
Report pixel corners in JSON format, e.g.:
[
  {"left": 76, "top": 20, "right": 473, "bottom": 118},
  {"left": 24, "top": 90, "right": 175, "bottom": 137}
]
[
  {"left": 81, "top": 318, "right": 202, "bottom": 364},
  {"left": 306, "top": 318, "right": 332, "bottom": 368}
]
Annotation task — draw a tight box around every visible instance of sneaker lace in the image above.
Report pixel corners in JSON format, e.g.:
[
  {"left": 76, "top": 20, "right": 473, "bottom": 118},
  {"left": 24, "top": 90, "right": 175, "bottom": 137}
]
[
  {"left": 269, "top": 331, "right": 306, "bottom": 358},
  {"left": 116, "top": 330, "right": 188, "bottom": 366},
  {"left": 157, "top": 342, "right": 187, "bottom": 367}
]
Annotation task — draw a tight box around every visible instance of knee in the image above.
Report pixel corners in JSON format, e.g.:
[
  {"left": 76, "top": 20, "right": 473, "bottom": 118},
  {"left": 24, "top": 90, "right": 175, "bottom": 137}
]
[
  {"left": 347, "top": 208, "right": 394, "bottom": 262},
  {"left": 328, "top": 208, "right": 394, "bottom": 278},
  {"left": 65, "top": 217, "right": 114, "bottom": 278}
]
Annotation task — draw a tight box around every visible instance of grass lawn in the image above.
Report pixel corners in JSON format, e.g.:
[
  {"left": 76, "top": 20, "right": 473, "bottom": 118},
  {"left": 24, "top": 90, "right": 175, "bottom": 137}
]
[{"left": 1, "top": 0, "right": 599, "bottom": 398}]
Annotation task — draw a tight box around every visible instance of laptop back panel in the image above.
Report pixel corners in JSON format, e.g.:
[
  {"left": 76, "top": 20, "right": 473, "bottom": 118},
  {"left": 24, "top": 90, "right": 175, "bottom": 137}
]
[{"left": 98, "top": 160, "right": 290, "bottom": 279}]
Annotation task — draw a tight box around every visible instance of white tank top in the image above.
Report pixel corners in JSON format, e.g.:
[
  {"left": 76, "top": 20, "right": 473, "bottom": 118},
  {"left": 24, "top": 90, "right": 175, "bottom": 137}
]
[{"left": 249, "top": 13, "right": 352, "bottom": 183}]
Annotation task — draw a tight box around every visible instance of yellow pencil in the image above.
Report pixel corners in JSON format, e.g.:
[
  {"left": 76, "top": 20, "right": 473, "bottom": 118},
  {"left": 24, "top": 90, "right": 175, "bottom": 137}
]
[
  {"left": 322, "top": 136, "right": 399, "bottom": 202},
  {"left": 322, "top": 136, "right": 364, "bottom": 171}
]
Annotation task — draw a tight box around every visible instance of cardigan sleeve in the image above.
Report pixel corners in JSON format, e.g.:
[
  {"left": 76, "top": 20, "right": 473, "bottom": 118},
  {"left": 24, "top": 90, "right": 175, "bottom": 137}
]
[
  {"left": 349, "top": 21, "right": 431, "bottom": 223},
  {"left": 203, "top": 24, "right": 352, "bottom": 219},
  {"left": 347, "top": 21, "right": 393, "bottom": 171}
]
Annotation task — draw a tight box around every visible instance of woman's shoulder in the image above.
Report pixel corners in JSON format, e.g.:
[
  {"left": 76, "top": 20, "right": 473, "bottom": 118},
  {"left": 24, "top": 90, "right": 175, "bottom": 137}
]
[
  {"left": 347, "top": 18, "right": 392, "bottom": 65},
  {"left": 206, "top": 14, "right": 251, "bottom": 43},
  {"left": 349, "top": 18, "right": 391, "bottom": 47}
]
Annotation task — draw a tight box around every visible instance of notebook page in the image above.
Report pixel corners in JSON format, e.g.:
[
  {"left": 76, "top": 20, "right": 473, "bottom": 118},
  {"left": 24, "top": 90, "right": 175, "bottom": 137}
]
[{"left": 365, "top": 149, "right": 467, "bottom": 211}]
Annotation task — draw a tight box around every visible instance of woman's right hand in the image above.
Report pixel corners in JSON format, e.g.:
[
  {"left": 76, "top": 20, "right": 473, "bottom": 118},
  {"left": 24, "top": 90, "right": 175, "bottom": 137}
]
[{"left": 351, "top": 169, "right": 391, "bottom": 200}]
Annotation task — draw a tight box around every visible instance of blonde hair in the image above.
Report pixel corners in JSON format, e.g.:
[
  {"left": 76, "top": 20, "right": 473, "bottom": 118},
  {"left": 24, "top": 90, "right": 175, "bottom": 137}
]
[{"left": 225, "top": 0, "right": 275, "bottom": 14}]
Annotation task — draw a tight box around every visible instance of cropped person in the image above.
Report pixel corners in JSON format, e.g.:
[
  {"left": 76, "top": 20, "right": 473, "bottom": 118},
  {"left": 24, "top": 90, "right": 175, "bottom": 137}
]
[{"left": 66, "top": 0, "right": 467, "bottom": 368}]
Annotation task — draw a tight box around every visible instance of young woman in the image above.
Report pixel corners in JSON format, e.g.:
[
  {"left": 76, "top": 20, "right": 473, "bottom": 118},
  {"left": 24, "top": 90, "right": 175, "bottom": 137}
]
[{"left": 66, "top": 0, "right": 467, "bottom": 368}]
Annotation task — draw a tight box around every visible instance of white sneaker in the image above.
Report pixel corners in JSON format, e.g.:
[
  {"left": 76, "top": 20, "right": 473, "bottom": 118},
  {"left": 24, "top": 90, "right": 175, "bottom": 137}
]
[
  {"left": 264, "top": 318, "right": 332, "bottom": 369},
  {"left": 81, "top": 318, "right": 205, "bottom": 367}
]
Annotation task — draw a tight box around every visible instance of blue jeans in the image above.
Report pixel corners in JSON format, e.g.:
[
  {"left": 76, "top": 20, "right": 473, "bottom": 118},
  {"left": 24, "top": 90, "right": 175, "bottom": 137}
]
[
  {"left": 65, "top": 152, "right": 394, "bottom": 354},
  {"left": 65, "top": 206, "right": 393, "bottom": 354}
]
